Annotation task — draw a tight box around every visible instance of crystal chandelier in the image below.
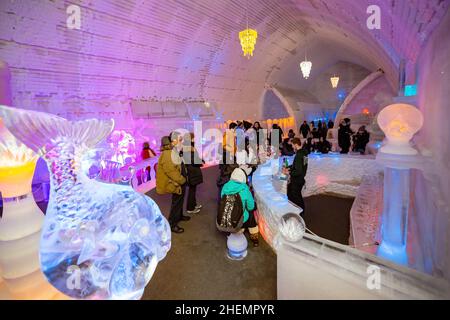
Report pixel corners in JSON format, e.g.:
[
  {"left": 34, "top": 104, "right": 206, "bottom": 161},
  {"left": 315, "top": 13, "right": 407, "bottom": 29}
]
[
  {"left": 239, "top": 28, "right": 258, "bottom": 58},
  {"left": 330, "top": 75, "right": 339, "bottom": 88},
  {"left": 300, "top": 50, "right": 312, "bottom": 79},
  {"left": 239, "top": 0, "right": 257, "bottom": 58}
]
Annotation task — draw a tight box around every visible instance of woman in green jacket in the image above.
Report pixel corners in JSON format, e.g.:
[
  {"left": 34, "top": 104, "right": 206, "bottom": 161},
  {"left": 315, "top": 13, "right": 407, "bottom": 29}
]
[{"left": 221, "top": 168, "right": 260, "bottom": 246}]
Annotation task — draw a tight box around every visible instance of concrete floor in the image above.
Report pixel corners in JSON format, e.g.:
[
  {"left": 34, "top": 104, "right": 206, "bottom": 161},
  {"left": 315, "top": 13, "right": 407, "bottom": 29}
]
[{"left": 143, "top": 166, "right": 277, "bottom": 300}]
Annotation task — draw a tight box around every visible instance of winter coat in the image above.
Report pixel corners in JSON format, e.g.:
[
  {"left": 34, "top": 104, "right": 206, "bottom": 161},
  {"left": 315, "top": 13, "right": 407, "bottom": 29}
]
[
  {"left": 300, "top": 123, "right": 310, "bottom": 137},
  {"left": 338, "top": 124, "right": 353, "bottom": 148},
  {"left": 353, "top": 131, "right": 370, "bottom": 151},
  {"left": 221, "top": 180, "right": 255, "bottom": 223},
  {"left": 182, "top": 146, "right": 204, "bottom": 186},
  {"left": 156, "top": 145, "right": 186, "bottom": 195}
]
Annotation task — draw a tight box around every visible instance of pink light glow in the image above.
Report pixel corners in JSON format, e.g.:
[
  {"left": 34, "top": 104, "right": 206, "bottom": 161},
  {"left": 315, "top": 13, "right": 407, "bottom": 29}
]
[{"left": 316, "top": 175, "right": 329, "bottom": 186}]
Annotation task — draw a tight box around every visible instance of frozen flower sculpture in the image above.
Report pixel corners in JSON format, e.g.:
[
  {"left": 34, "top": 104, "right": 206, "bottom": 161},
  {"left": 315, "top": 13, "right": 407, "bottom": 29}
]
[{"left": 0, "top": 105, "right": 171, "bottom": 300}]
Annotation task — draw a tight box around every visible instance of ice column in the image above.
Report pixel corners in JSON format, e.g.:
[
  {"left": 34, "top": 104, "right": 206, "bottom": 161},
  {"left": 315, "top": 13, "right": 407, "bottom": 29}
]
[{"left": 375, "top": 103, "right": 424, "bottom": 266}]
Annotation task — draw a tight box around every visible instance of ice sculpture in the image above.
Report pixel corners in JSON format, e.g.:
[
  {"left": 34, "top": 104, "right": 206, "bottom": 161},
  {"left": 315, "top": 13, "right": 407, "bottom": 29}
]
[
  {"left": 376, "top": 103, "right": 424, "bottom": 266},
  {"left": 0, "top": 105, "right": 171, "bottom": 300},
  {"left": 0, "top": 118, "right": 63, "bottom": 299},
  {"left": 279, "top": 213, "right": 305, "bottom": 242}
]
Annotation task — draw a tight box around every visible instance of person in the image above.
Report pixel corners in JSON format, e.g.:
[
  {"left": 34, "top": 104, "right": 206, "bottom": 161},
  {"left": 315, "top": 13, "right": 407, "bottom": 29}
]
[
  {"left": 281, "top": 136, "right": 295, "bottom": 156},
  {"left": 309, "top": 121, "right": 315, "bottom": 132},
  {"left": 288, "top": 129, "right": 295, "bottom": 139},
  {"left": 338, "top": 118, "right": 354, "bottom": 154},
  {"left": 327, "top": 119, "right": 334, "bottom": 129},
  {"left": 302, "top": 135, "right": 313, "bottom": 154},
  {"left": 141, "top": 141, "right": 157, "bottom": 181},
  {"left": 317, "top": 120, "right": 323, "bottom": 132},
  {"left": 311, "top": 126, "right": 320, "bottom": 139},
  {"left": 221, "top": 168, "right": 259, "bottom": 247},
  {"left": 252, "top": 121, "right": 262, "bottom": 149},
  {"left": 316, "top": 136, "right": 331, "bottom": 154},
  {"left": 283, "top": 138, "right": 308, "bottom": 217},
  {"left": 182, "top": 133, "right": 204, "bottom": 214},
  {"left": 223, "top": 122, "right": 237, "bottom": 164},
  {"left": 268, "top": 124, "right": 283, "bottom": 149},
  {"left": 299, "top": 120, "right": 310, "bottom": 138},
  {"left": 235, "top": 121, "right": 246, "bottom": 157},
  {"left": 156, "top": 133, "right": 189, "bottom": 233},
  {"left": 216, "top": 162, "right": 239, "bottom": 203},
  {"left": 352, "top": 125, "right": 370, "bottom": 154},
  {"left": 320, "top": 122, "right": 328, "bottom": 140}
]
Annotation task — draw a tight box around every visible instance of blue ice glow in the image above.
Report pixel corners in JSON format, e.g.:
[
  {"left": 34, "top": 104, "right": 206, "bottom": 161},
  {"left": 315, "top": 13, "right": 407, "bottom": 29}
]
[
  {"left": 0, "top": 106, "right": 171, "bottom": 300},
  {"left": 337, "top": 89, "right": 346, "bottom": 101},
  {"left": 404, "top": 84, "right": 417, "bottom": 97},
  {"left": 376, "top": 167, "right": 409, "bottom": 266}
]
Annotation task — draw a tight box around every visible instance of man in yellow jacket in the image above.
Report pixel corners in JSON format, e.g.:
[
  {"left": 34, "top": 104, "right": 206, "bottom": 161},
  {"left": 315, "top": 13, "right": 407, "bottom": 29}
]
[{"left": 156, "top": 133, "right": 189, "bottom": 233}]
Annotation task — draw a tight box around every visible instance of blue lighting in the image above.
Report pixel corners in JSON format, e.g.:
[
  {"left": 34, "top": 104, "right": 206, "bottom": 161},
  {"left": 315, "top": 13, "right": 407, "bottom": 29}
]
[
  {"left": 337, "top": 89, "right": 346, "bottom": 101},
  {"left": 404, "top": 84, "right": 417, "bottom": 97}
]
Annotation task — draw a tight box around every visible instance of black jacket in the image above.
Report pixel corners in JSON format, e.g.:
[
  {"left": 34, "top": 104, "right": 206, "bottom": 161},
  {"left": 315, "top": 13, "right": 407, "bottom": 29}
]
[
  {"left": 182, "top": 147, "right": 204, "bottom": 186},
  {"left": 353, "top": 131, "right": 370, "bottom": 151},
  {"left": 289, "top": 149, "right": 308, "bottom": 181}
]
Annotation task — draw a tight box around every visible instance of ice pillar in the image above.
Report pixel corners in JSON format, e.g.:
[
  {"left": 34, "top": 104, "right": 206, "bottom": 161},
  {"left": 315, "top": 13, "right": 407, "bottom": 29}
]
[
  {"left": 377, "top": 167, "right": 410, "bottom": 265},
  {"left": 375, "top": 103, "right": 424, "bottom": 266}
]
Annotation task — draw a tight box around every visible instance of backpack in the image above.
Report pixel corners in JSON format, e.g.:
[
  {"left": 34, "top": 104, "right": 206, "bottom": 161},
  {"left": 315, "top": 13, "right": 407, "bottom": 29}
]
[{"left": 216, "top": 193, "right": 244, "bottom": 233}]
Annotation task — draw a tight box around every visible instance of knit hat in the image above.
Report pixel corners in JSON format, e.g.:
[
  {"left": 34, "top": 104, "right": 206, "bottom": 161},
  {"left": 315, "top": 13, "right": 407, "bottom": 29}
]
[
  {"left": 161, "top": 136, "right": 171, "bottom": 147},
  {"left": 239, "top": 164, "right": 253, "bottom": 176},
  {"left": 230, "top": 168, "right": 247, "bottom": 184}
]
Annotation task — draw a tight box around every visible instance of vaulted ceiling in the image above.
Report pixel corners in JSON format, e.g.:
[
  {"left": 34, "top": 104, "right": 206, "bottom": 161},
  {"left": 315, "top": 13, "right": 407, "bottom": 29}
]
[{"left": 0, "top": 0, "right": 448, "bottom": 120}]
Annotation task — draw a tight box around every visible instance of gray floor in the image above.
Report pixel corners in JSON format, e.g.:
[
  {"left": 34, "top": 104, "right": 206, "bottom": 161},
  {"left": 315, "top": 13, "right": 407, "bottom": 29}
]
[{"left": 143, "top": 166, "right": 277, "bottom": 300}]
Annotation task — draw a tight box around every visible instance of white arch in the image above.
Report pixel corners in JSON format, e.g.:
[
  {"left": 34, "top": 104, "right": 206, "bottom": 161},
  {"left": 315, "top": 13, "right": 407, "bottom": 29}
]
[
  {"left": 333, "top": 69, "right": 385, "bottom": 125},
  {"left": 260, "top": 85, "right": 299, "bottom": 133}
]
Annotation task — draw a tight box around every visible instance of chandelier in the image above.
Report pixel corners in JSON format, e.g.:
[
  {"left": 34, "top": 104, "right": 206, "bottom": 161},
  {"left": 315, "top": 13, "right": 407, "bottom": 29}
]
[
  {"left": 330, "top": 75, "right": 339, "bottom": 88},
  {"left": 239, "top": 0, "right": 257, "bottom": 58},
  {"left": 239, "top": 28, "right": 258, "bottom": 58},
  {"left": 300, "top": 47, "right": 312, "bottom": 79},
  {"left": 300, "top": 59, "right": 312, "bottom": 79}
]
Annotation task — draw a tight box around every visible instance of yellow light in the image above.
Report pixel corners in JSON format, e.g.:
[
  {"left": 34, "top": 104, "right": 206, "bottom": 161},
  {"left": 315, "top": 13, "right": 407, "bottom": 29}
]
[
  {"left": 330, "top": 75, "right": 339, "bottom": 88},
  {"left": 239, "top": 28, "right": 258, "bottom": 58}
]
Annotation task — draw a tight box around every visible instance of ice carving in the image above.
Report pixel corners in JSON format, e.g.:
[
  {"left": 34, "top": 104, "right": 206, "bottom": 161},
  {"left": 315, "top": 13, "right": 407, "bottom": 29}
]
[
  {"left": 279, "top": 213, "right": 305, "bottom": 242},
  {"left": 0, "top": 105, "right": 171, "bottom": 300}
]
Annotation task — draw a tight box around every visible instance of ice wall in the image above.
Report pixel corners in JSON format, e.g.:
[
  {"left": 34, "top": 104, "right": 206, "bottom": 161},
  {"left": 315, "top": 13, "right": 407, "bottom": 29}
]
[{"left": 412, "top": 9, "right": 450, "bottom": 280}]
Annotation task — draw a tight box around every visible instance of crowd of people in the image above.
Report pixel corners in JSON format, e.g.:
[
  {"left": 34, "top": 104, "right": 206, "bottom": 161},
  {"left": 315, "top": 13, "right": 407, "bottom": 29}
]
[{"left": 138, "top": 117, "right": 370, "bottom": 250}]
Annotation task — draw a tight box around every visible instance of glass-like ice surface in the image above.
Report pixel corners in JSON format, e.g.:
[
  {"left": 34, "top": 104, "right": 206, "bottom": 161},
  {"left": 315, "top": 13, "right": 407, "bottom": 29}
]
[{"left": 0, "top": 105, "right": 171, "bottom": 299}]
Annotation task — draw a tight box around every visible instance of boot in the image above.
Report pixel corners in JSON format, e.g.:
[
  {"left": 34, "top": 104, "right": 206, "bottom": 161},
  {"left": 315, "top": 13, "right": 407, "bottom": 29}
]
[{"left": 250, "top": 233, "right": 259, "bottom": 247}]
